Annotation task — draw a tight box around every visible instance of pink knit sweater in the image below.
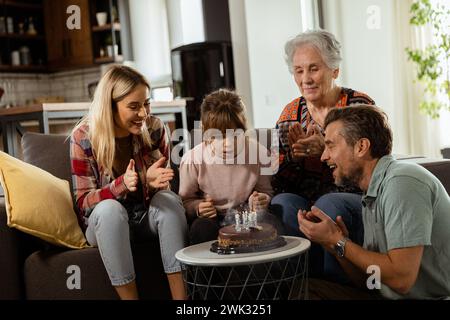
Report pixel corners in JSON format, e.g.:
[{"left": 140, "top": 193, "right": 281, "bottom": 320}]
[{"left": 179, "top": 139, "right": 274, "bottom": 219}]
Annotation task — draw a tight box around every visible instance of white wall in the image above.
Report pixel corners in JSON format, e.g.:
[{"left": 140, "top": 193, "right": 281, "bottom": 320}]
[
  {"left": 166, "top": 0, "right": 205, "bottom": 49},
  {"left": 228, "top": 0, "right": 254, "bottom": 127},
  {"left": 322, "top": 0, "right": 396, "bottom": 111},
  {"left": 228, "top": 0, "right": 416, "bottom": 153},
  {"left": 229, "top": 0, "right": 302, "bottom": 129},
  {"left": 128, "top": 0, "right": 172, "bottom": 86},
  {"left": 322, "top": 0, "right": 408, "bottom": 154}
]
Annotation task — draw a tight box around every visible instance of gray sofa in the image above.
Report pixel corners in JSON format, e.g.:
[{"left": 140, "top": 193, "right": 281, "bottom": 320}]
[
  {"left": 0, "top": 132, "right": 171, "bottom": 300},
  {"left": 1, "top": 131, "right": 449, "bottom": 300}
]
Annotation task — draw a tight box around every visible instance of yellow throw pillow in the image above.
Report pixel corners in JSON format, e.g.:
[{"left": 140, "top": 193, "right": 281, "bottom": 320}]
[{"left": 0, "top": 151, "right": 89, "bottom": 249}]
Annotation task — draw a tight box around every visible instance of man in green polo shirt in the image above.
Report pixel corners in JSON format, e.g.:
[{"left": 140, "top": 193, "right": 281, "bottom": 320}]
[{"left": 298, "top": 105, "right": 450, "bottom": 299}]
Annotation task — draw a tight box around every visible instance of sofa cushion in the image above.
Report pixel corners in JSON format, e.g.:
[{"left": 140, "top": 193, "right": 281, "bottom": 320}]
[
  {"left": 421, "top": 160, "right": 450, "bottom": 194},
  {"left": 398, "top": 157, "right": 450, "bottom": 194},
  {"left": 0, "top": 151, "right": 88, "bottom": 249},
  {"left": 21, "top": 132, "right": 72, "bottom": 190},
  {"left": 24, "top": 242, "right": 171, "bottom": 300}
]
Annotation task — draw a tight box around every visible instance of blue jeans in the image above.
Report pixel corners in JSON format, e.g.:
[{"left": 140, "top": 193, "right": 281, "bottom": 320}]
[
  {"left": 85, "top": 190, "right": 188, "bottom": 286},
  {"left": 270, "top": 192, "right": 363, "bottom": 284}
]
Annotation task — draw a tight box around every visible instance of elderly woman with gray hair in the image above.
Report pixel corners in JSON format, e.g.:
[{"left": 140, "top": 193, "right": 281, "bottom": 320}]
[{"left": 270, "top": 30, "right": 375, "bottom": 284}]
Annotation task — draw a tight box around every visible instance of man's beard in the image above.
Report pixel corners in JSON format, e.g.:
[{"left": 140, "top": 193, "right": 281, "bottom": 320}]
[{"left": 336, "top": 165, "right": 363, "bottom": 189}]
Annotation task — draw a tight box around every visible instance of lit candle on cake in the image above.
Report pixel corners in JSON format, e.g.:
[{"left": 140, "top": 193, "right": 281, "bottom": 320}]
[
  {"left": 235, "top": 213, "right": 241, "bottom": 232},
  {"left": 249, "top": 211, "right": 257, "bottom": 228},
  {"left": 242, "top": 211, "right": 249, "bottom": 231}
]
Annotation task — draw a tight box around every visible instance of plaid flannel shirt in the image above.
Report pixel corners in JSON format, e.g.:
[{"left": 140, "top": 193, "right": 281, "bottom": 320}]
[{"left": 70, "top": 116, "right": 170, "bottom": 231}]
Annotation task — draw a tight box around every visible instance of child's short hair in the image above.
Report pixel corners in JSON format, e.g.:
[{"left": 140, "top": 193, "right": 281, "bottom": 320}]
[{"left": 200, "top": 89, "right": 247, "bottom": 136}]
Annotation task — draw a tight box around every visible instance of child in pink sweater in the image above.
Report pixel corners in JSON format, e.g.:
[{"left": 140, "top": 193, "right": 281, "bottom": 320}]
[{"left": 179, "top": 89, "right": 283, "bottom": 244}]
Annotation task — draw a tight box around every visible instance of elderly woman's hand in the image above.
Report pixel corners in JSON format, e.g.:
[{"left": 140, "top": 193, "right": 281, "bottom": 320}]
[
  {"left": 288, "top": 123, "right": 307, "bottom": 160},
  {"left": 288, "top": 123, "right": 306, "bottom": 147},
  {"left": 291, "top": 124, "right": 325, "bottom": 158}
]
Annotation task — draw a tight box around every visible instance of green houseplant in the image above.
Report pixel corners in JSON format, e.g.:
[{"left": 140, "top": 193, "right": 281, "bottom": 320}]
[{"left": 406, "top": 0, "right": 450, "bottom": 118}]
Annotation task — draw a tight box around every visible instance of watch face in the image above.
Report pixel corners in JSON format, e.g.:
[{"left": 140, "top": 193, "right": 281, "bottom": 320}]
[{"left": 335, "top": 241, "right": 345, "bottom": 257}]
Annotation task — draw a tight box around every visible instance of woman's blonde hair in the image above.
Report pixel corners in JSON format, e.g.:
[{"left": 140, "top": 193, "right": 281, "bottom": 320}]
[
  {"left": 72, "top": 65, "right": 151, "bottom": 175},
  {"left": 201, "top": 89, "right": 247, "bottom": 139}
]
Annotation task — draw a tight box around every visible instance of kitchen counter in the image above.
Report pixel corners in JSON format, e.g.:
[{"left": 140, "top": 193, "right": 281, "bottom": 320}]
[
  {"left": 0, "top": 100, "right": 187, "bottom": 116},
  {"left": 0, "top": 99, "right": 188, "bottom": 157}
]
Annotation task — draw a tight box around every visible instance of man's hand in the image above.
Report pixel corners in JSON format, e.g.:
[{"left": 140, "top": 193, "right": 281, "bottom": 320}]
[
  {"left": 249, "top": 191, "right": 270, "bottom": 211},
  {"left": 124, "top": 159, "right": 139, "bottom": 192},
  {"left": 298, "top": 206, "right": 347, "bottom": 253},
  {"left": 146, "top": 157, "right": 174, "bottom": 189},
  {"left": 197, "top": 195, "right": 217, "bottom": 218}
]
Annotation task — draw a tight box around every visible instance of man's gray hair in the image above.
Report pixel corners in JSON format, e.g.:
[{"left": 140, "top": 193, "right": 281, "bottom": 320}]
[{"left": 285, "top": 29, "right": 342, "bottom": 73}]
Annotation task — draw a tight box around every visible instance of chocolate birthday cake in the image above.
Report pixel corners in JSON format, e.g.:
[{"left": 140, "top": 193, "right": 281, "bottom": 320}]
[
  {"left": 210, "top": 211, "right": 286, "bottom": 254},
  {"left": 218, "top": 222, "right": 277, "bottom": 248}
]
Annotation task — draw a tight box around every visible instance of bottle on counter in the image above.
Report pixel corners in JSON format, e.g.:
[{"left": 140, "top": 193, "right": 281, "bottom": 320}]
[
  {"left": 27, "top": 17, "right": 37, "bottom": 35},
  {"left": 18, "top": 22, "right": 25, "bottom": 34},
  {"left": 0, "top": 17, "right": 6, "bottom": 34},
  {"left": 19, "top": 46, "right": 31, "bottom": 65},
  {"left": 11, "top": 50, "right": 20, "bottom": 66},
  {"left": 6, "top": 17, "right": 13, "bottom": 33}
]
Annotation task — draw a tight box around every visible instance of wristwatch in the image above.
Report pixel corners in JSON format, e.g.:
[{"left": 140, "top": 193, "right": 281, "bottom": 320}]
[{"left": 334, "top": 237, "right": 350, "bottom": 258}]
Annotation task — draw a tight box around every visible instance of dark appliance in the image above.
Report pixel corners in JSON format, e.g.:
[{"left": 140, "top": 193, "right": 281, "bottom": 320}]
[{"left": 171, "top": 41, "right": 235, "bottom": 132}]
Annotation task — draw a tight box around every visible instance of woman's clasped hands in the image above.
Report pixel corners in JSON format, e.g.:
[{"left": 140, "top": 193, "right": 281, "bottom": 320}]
[{"left": 288, "top": 122, "right": 325, "bottom": 160}]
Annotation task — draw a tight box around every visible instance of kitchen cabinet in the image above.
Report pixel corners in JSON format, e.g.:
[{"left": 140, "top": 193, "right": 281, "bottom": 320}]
[
  {"left": 44, "top": 0, "right": 93, "bottom": 69},
  {"left": 89, "top": 0, "right": 125, "bottom": 64},
  {"left": 1, "top": 0, "right": 129, "bottom": 72},
  {"left": 0, "top": 0, "right": 47, "bottom": 72},
  {"left": 45, "top": 0, "right": 128, "bottom": 69}
]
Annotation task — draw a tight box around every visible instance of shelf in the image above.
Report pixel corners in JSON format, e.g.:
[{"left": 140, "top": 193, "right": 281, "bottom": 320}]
[
  {"left": 0, "top": 33, "right": 44, "bottom": 40},
  {"left": 0, "top": 64, "right": 47, "bottom": 72},
  {"left": 92, "top": 23, "right": 121, "bottom": 32},
  {"left": 94, "top": 55, "right": 123, "bottom": 64},
  {"left": 1, "top": 1, "right": 47, "bottom": 73},
  {"left": 4, "top": 0, "right": 42, "bottom": 10}
]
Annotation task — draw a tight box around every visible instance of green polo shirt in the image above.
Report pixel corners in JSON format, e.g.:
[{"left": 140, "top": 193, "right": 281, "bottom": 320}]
[{"left": 362, "top": 155, "right": 450, "bottom": 299}]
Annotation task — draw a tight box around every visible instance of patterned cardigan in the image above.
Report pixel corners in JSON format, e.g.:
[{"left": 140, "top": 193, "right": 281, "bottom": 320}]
[
  {"left": 70, "top": 116, "right": 170, "bottom": 231},
  {"left": 272, "top": 87, "right": 375, "bottom": 203}
]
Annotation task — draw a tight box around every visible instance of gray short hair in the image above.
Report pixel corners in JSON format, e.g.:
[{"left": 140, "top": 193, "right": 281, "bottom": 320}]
[{"left": 285, "top": 30, "right": 342, "bottom": 73}]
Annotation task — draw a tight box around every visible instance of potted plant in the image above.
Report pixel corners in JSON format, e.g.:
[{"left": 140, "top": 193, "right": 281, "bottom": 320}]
[{"left": 405, "top": 0, "right": 450, "bottom": 119}]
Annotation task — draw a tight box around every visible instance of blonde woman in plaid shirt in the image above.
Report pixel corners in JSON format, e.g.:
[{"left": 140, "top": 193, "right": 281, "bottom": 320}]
[{"left": 70, "top": 65, "right": 188, "bottom": 300}]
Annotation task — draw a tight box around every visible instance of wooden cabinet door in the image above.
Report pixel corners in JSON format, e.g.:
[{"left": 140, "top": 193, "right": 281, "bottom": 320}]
[
  {"left": 44, "top": 0, "right": 93, "bottom": 69},
  {"left": 44, "top": 0, "right": 66, "bottom": 68},
  {"left": 66, "top": 0, "right": 93, "bottom": 67}
]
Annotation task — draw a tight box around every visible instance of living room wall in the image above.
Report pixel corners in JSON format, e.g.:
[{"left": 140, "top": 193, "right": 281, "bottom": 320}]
[{"left": 229, "top": 0, "right": 301, "bottom": 129}]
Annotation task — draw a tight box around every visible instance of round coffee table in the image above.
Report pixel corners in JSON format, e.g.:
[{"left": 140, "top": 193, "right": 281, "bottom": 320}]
[{"left": 175, "top": 236, "right": 310, "bottom": 300}]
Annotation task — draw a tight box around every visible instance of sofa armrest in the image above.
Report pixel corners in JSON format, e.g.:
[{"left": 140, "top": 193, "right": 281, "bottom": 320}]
[
  {"left": 0, "top": 197, "right": 48, "bottom": 299},
  {"left": 0, "top": 197, "right": 23, "bottom": 299}
]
